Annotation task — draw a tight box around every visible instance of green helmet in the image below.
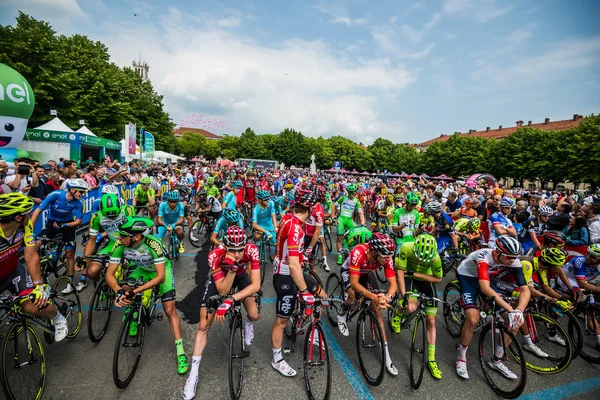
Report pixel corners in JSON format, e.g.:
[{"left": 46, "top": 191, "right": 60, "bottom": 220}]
[
  {"left": 587, "top": 243, "right": 600, "bottom": 259},
  {"left": 206, "top": 177, "right": 215, "bottom": 184},
  {"left": 541, "top": 247, "right": 566, "bottom": 266},
  {"left": 405, "top": 192, "right": 419, "bottom": 206},
  {"left": 346, "top": 226, "right": 372, "bottom": 248},
  {"left": 100, "top": 194, "right": 121, "bottom": 219},
  {"left": 139, "top": 176, "right": 151, "bottom": 185},
  {"left": 414, "top": 234, "right": 437, "bottom": 263},
  {"left": 118, "top": 216, "right": 153, "bottom": 236},
  {"left": 346, "top": 183, "right": 357, "bottom": 194}
]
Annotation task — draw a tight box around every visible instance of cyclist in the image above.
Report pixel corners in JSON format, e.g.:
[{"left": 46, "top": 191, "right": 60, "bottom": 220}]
[
  {"left": 373, "top": 194, "right": 395, "bottom": 232},
  {"left": 0, "top": 193, "right": 68, "bottom": 341},
  {"left": 175, "top": 183, "right": 193, "bottom": 229},
  {"left": 338, "top": 232, "right": 398, "bottom": 375},
  {"left": 525, "top": 230, "right": 567, "bottom": 257},
  {"left": 336, "top": 183, "right": 365, "bottom": 265},
  {"left": 455, "top": 236, "right": 530, "bottom": 380},
  {"left": 453, "top": 217, "right": 482, "bottom": 251},
  {"left": 204, "top": 176, "right": 220, "bottom": 200},
  {"left": 393, "top": 234, "right": 443, "bottom": 378},
  {"left": 304, "top": 185, "right": 326, "bottom": 270},
  {"left": 252, "top": 190, "right": 277, "bottom": 245},
  {"left": 106, "top": 216, "right": 188, "bottom": 375},
  {"left": 272, "top": 190, "right": 292, "bottom": 219},
  {"left": 519, "top": 205, "right": 553, "bottom": 253},
  {"left": 183, "top": 226, "right": 261, "bottom": 399},
  {"left": 426, "top": 201, "right": 459, "bottom": 255},
  {"left": 157, "top": 190, "right": 185, "bottom": 254},
  {"left": 77, "top": 193, "right": 134, "bottom": 291},
  {"left": 559, "top": 243, "right": 600, "bottom": 297},
  {"left": 221, "top": 180, "right": 242, "bottom": 210},
  {"left": 195, "top": 189, "right": 223, "bottom": 221},
  {"left": 31, "top": 178, "right": 88, "bottom": 291},
  {"left": 392, "top": 192, "right": 421, "bottom": 247},
  {"left": 489, "top": 198, "right": 517, "bottom": 247},
  {"left": 210, "top": 209, "right": 245, "bottom": 247},
  {"left": 133, "top": 176, "right": 157, "bottom": 219},
  {"left": 243, "top": 171, "right": 258, "bottom": 206},
  {"left": 270, "top": 189, "right": 323, "bottom": 378}
]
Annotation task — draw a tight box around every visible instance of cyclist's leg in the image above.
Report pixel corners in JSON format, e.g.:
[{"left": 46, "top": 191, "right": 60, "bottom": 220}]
[
  {"left": 87, "top": 241, "right": 115, "bottom": 281},
  {"left": 156, "top": 225, "right": 167, "bottom": 239},
  {"left": 158, "top": 263, "right": 187, "bottom": 373}
]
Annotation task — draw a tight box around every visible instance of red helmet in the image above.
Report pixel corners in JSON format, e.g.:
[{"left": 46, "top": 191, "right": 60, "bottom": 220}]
[
  {"left": 368, "top": 232, "right": 395, "bottom": 256},
  {"left": 543, "top": 230, "right": 566, "bottom": 246},
  {"left": 223, "top": 226, "right": 247, "bottom": 248},
  {"left": 295, "top": 189, "right": 316, "bottom": 208},
  {"left": 313, "top": 185, "right": 326, "bottom": 202}
]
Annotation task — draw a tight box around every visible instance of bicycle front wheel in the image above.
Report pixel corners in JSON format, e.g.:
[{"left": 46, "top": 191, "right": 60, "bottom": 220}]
[
  {"left": 409, "top": 313, "right": 426, "bottom": 390},
  {"left": 0, "top": 322, "right": 46, "bottom": 400},
  {"left": 88, "top": 279, "right": 114, "bottom": 343},
  {"left": 442, "top": 279, "right": 464, "bottom": 338},
  {"left": 324, "top": 228, "right": 332, "bottom": 253},
  {"left": 113, "top": 307, "right": 145, "bottom": 388},
  {"left": 478, "top": 323, "right": 527, "bottom": 399},
  {"left": 356, "top": 309, "right": 385, "bottom": 386},
  {"left": 571, "top": 304, "right": 600, "bottom": 363},
  {"left": 52, "top": 276, "right": 82, "bottom": 338},
  {"left": 188, "top": 219, "right": 203, "bottom": 248},
  {"left": 325, "top": 273, "right": 344, "bottom": 327},
  {"left": 304, "top": 322, "right": 331, "bottom": 400},
  {"left": 228, "top": 314, "right": 246, "bottom": 400}
]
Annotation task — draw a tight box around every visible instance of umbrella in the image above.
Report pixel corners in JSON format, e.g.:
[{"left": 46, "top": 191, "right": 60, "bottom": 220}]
[
  {"left": 400, "top": 172, "right": 409, "bottom": 178},
  {"left": 409, "top": 173, "right": 419, "bottom": 178},
  {"left": 360, "top": 171, "right": 370, "bottom": 175},
  {"left": 420, "top": 173, "right": 431, "bottom": 179},
  {"left": 392, "top": 172, "right": 401, "bottom": 177},
  {"left": 351, "top": 169, "right": 358, "bottom": 174},
  {"left": 433, "top": 174, "right": 454, "bottom": 181}
]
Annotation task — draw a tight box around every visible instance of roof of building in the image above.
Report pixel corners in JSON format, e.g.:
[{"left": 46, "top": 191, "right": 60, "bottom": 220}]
[
  {"left": 173, "top": 126, "right": 223, "bottom": 140},
  {"left": 417, "top": 114, "right": 585, "bottom": 147}
]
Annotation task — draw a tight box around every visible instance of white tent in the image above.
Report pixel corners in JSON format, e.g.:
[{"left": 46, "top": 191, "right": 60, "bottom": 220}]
[
  {"left": 76, "top": 125, "right": 97, "bottom": 136},
  {"left": 34, "top": 117, "right": 74, "bottom": 132}
]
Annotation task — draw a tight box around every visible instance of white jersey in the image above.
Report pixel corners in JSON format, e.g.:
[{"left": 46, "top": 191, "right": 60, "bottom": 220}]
[{"left": 457, "top": 248, "right": 523, "bottom": 280}]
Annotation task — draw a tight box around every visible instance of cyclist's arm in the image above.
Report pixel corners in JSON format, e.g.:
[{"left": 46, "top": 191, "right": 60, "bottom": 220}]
[
  {"left": 132, "top": 194, "right": 137, "bottom": 207},
  {"left": 157, "top": 215, "right": 166, "bottom": 227},
  {"left": 215, "top": 271, "right": 236, "bottom": 297},
  {"left": 357, "top": 202, "right": 365, "bottom": 225},
  {"left": 106, "top": 260, "right": 122, "bottom": 293},
  {"left": 528, "top": 230, "right": 540, "bottom": 247},
  {"left": 576, "top": 277, "right": 600, "bottom": 294},
  {"left": 349, "top": 274, "right": 379, "bottom": 303},
  {"left": 23, "top": 240, "right": 42, "bottom": 284}
]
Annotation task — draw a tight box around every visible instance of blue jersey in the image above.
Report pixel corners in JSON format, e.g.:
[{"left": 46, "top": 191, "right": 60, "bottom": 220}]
[
  {"left": 38, "top": 190, "right": 84, "bottom": 223},
  {"left": 158, "top": 201, "right": 184, "bottom": 224},
  {"left": 488, "top": 212, "right": 514, "bottom": 246},
  {"left": 213, "top": 216, "right": 244, "bottom": 236},
  {"left": 273, "top": 196, "right": 288, "bottom": 215},
  {"left": 252, "top": 200, "right": 275, "bottom": 228},
  {"left": 222, "top": 191, "right": 237, "bottom": 210},
  {"left": 434, "top": 212, "right": 455, "bottom": 237}
]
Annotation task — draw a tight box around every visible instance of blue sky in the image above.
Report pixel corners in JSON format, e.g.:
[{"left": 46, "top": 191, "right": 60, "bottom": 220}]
[{"left": 2, "top": 0, "right": 599, "bottom": 144}]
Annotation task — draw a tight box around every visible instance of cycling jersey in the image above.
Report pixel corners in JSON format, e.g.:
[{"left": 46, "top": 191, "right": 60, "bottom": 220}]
[
  {"left": 134, "top": 185, "right": 156, "bottom": 204},
  {"left": 88, "top": 205, "right": 135, "bottom": 242},
  {"left": 457, "top": 248, "right": 524, "bottom": 282},
  {"left": 395, "top": 242, "right": 442, "bottom": 279},
  {"left": 434, "top": 212, "right": 455, "bottom": 236},
  {"left": 521, "top": 258, "right": 551, "bottom": 288},
  {"left": 457, "top": 207, "right": 477, "bottom": 219},
  {"left": 0, "top": 220, "right": 35, "bottom": 279},
  {"left": 488, "top": 212, "right": 514, "bottom": 247},
  {"left": 305, "top": 203, "right": 324, "bottom": 237},
  {"left": 159, "top": 201, "right": 184, "bottom": 224},
  {"left": 273, "top": 195, "right": 289, "bottom": 216},
  {"left": 561, "top": 256, "right": 600, "bottom": 288},
  {"left": 212, "top": 217, "right": 244, "bottom": 237},
  {"left": 345, "top": 243, "right": 394, "bottom": 279},
  {"left": 38, "top": 190, "right": 84, "bottom": 223},
  {"left": 392, "top": 207, "right": 420, "bottom": 242},
  {"left": 243, "top": 179, "right": 256, "bottom": 202},
  {"left": 337, "top": 195, "right": 361, "bottom": 218},
  {"left": 453, "top": 218, "right": 472, "bottom": 233},
  {"left": 273, "top": 213, "right": 305, "bottom": 275},
  {"left": 110, "top": 235, "right": 170, "bottom": 272},
  {"left": 207, "top": 244, "right": 260, "bottom": 281},
  {"left": 252, "top": 200, "right": 275, "bottom": 228},
  {"left": 201, "top": 196, "right": 222, "bottom": 214},
  {"left": 222, "top": 191, "right": 237, "bottom": 210},
  {"left": 323, "top": 199, "right": 333, "bottom": 215},
  {"left": 205, "top": 185, "right": 220, "bottom": 199}
]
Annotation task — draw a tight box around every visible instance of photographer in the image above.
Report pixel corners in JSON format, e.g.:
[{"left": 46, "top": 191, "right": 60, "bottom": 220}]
[{"left": 6, "top": 158, "right": 39, "bottom": 195}]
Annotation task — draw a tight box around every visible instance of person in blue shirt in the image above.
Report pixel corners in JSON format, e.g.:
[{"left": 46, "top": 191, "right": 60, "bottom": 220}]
[
  {"left": 273, "top": 191, "right": 293, "bottom": 219},
  {"left": 31, "top": 178, "right": 88, "bottom": 292},
  {"left": 221, "top": 180, "right": 242, "bottom": 210},
  {"left": 158, "top": 191, "right": 185, "bottom": 253},
  {"left": 425, "top": 201, "right": 459, "bottom": 254},
  {"left": 273, "top": 177, "right": 283, "bottom": 196},
  {"left": 210, "top": 209, "right": 245, "bottom": 246},
  {"left": 252, "top": 190, "right": 277, "bottom": 245}
]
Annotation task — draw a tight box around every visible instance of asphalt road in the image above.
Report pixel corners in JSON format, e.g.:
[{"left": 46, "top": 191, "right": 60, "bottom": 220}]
[{"left": 36, "top": 232, "right": 600, "bottom": 400}]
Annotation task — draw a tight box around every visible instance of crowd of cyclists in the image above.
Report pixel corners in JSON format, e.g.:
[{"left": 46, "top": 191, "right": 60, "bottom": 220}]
[{"left": 1, "top": 155, "right": 600, "bottom": 400}]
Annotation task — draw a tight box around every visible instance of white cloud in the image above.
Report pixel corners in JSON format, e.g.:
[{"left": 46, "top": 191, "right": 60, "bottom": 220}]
[
  {"left": 331, "top": 16, "right": 367, "bottom": 26},
  {"left": 3, "top": 0, "right": 86, "bottom": 23},
  {"left": 371, "top": 25, "right": 434, "bottom": 59},
  {"left": 313, "top": 3, "right": 367, "bottom": 27},
  {"left": 424, "top": 13, "right": 442, "bottom": 30},
  {"left": 216, "top": 17, "right": 242, "bottom": 28},
  {"left": 442, "top": 0, "right": 473, "bottom": 14},
  {"left": 504, "top": 29, "right": 533, "bottom": 44},
  {"left": 443, "top": 0, "right": 513, "bottom": 23},
  {"left": 102, "top": 8, "right": 416, "bottom": 143}
]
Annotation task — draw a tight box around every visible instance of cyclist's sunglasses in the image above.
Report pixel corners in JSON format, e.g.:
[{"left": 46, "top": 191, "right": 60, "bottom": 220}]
[
  {"left": 501, "top": 254, "right": 519, "bottom": 261},
  {"left": 586, "top": 253, "right": 600, "bottom": 260},
  {"left": 227, "top": 247, "right": 245, "bottom": 253},
  {"left": 168, "top": 200, "right": 178, "bottom": 204},
  {"left": 72, "top": 188, "right": 86, "bottom": 193}
]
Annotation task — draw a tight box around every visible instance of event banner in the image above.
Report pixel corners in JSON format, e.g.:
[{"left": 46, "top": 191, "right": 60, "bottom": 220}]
[
  {"left": 144, "top": 129, "right": 155, "bottom": 158},
  {"left": 126, "top": 123, "right": 137, "bottom": 155}
]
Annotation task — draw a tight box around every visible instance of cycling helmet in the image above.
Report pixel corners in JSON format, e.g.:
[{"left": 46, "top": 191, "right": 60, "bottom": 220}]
[
  {"left": 257, "top": 190, "right": 271, "bottom": 201},
  {"left": 0, "top": 193, "right": 34, "bottom": 219},
  {"left": 284, "top": 179, "right": 294, "bottom": 190},
  {"left": 346, "top": 226, "right": 373, "bottom": 248},
  {"left": 100, "top": 194, "right": 121, "bottom": 219},
  {"left": 495, "top": 235, "right": 522, "bottom": 257},
  {"left": 543, "top": 230, "right": 567, "bottom": 246},
  {"left": 468, "top": 217, "right": 481, "bottom": 231},
  {"left": 394, "top": 193, "right": 403, "bottom": 201},
  {"left": 405, "top": 192, "right": 419, "bottom": 206},
  {"left": 498, "top": 197, "right": 514, "bottom": 208},
  {"left": 314, "top": 186, "right": 326, "bottom": 202},
  {"left": 538, "top": 205, "right": 554, "bottom": 217},
  {"left": 223, "top": 226, "right": 247, "bottom": 248},
  {"left": 223, "top": 209, "right": 242, "bottom": 224},
  {"left": 541, "top": 247, "right": 567, "bottom": 266},
  {"left": 102, "top": 184, "right": 119, "bottom": 195},
  {"left": 587, "top": 243, "right": 600, "bottom": 259},
  {"left": 285, "top": 191, "right": 295, "bottom": 202},
  {"left": 346, "top": 183, "right": 357, "bottom": 194},
  {"left": 414, "top": 234, "right": 438, "bottom": 263},
  {"left": 386, "top": 194, "right": 394, "bottom": 204},
  {"left": 206, "top": 176, "right": 214, "bottom": 184},
  {"left": 295, "top": 189, "right": 316, "bottom": 208},
  {"left": 118, "top": 216, "right": 153, "bottom": 236},
  {"left": 368, "top": 232, "right": 395, "bottom": 256},
  {"left": 166, "top": 191, "right": 180, "bottom": 201},
  {"left": 231, "top": 180, "right": 243, "bottom": 189},
  {"left": 139, "top": 176, "right": 151, "bottom": 185},
  {"left": 463, "top": 198, "right": 473, "bottom": 206},
  {"left": 66, "top": 178, "right": 89, "bottom": 191},
  {"left": 425, "top": 201, "right": 442, "bottom": 214}
]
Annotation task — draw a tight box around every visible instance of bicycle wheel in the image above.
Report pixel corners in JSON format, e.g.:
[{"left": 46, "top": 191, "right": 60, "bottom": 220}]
[
  {"left": 324, "top": 228, "right": 332, "bottom": 253},
  {"left": 188, "top": 219, "right": 203, "bottom": 248},
  {"left": 478, "top": 322, "right": 527, "bottom": 399},
  {"left": 0, "top": 322, "right": 45, "bottom": 400},
  {"left": 88, "top": 279, "right": 114, "bottom": 343},
  {"left": 507, "top": 311, "right": 572, "bottom": 374},
  {"left": 325, "top": 273, "right": 344, "bottom": 326},
  {"left": 409, "top": 313, "right": 426, "bottom": 390},
  {"left": 113, "top": 306, "right": 145, "bottom": 388},
  {"left": 260, "top": 247, "right": 267, "bottom": 285},
  {"left": 356, "top": 309, "right": 385, "bottom": 386},
  {"left": 52, "top": 276, "right": 82, "bottom": 338},
  {"left": 228, "top": 314, "right": 246, "bottom": 400},
  {"left": 548, "top": 305, "right": 583, "bottom": 360},
  {"left": 442, "top": 280, "right": 464, "bottom": 338},
  {"left": 304, "top": 322, "right": 331, "bottom": 400},
  {"left": 571, "top": 305, "right": 600, "bottom": 363}
]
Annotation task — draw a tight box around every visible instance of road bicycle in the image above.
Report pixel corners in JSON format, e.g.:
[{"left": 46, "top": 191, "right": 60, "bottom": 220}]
[
  {"left": 113, "top": 278, "right": 163, "bottom": 389},
  {"left": 166, "top": 225, "right": 183, "bottom": 261},
  {"left": 206, "top": 290, "right": 262, "bottom": 400},
  {"left": 85, "top": 254, "right": 120, "bottom": 343},
  {"left": 189, "top": 212, "right": 216, "bottom": 248},
  {"left": 569, "top": 290, "right": 600, "bottom": 364},
  {"left": 37, "top": 234, "right": 68, "bottom": 280},
  {"left": 257, "top": 231, "right": 275, "bottom": 285},
  {"left": 323, "top": 218, "right": 333, "bottom": 253}
]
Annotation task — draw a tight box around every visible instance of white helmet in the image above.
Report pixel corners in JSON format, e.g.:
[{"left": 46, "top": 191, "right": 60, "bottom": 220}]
[
  {"left": 101, "top": 184, "right": 119, "bottom": 195},
  {"left": 66, "top": 178, "right": 89, "bottom": 191},
  {"left": 538, "top": 205, "right": 554, "bottom": 217}
]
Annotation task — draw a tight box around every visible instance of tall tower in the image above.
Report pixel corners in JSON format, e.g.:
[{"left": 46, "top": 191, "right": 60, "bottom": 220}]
[{"left": 132, "top": 52, "right": 149, "bottom": 82}]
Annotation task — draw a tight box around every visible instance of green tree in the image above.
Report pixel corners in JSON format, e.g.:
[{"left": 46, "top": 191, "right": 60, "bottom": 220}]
[
  {"left": 277, "top": 129, "right": 307, "bottom": 166},
  {"left": 201, "top": 140, "right": 221, "bottom": 162},
  {"left": 565, "top": 115, "right": 600, "bottom": 190},
  {"left": 177, "top": 131, "right": 206, "bottom": 159},
  {"left": 218, "top": 135, "right": 240, "bottom": 160}
]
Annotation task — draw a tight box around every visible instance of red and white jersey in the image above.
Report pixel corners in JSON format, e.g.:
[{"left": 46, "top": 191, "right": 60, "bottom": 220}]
[
  {"left": 207, "top": 243, "right": 260, "bottom": 282},
  {"left": 304, "top": 203, "right": 324, "bottom": 237},
  {"left": 457, "top": 248, "right": 523, "bottom": 281},
  {"left": 344, "top": 243, "right": 395, "bottom": 279},
  {"left": 273, "top": 213, "right": 305, "bottom": 275}
]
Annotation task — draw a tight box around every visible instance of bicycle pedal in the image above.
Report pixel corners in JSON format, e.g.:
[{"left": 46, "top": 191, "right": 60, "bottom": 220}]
[{"left": 156, "top": 312, "right": 164, "bottom": 321}]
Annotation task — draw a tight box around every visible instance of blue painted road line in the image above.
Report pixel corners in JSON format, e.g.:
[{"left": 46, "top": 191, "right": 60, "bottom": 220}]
[
  {"left": 322, "top": 323, "right": 376, "bottom": 400},
  {"left": 520, "top": 375, "right": 600, "bottom": 400}
]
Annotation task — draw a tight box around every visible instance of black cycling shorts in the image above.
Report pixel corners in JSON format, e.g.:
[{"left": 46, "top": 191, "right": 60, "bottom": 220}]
[
  {"left": 273, "top": 273, "right": 319, "bottom": 319},
  {"left": 200, "top": 272, "right": 252, "bottom": 308},
  {"left": 39, "top": 220, "right": 76, "bottom": 250},
  {"left": 0, "top": 263, "right": 34, "bottom": 296},
  {"left": 340, "top": 268, "right": 379, "bottom": 292}
]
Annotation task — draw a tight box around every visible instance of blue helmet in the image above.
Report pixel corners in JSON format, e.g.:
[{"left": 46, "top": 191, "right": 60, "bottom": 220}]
[
  {"left": 257, "top": 190, "right": 271, "bottom": 200},
  {"left": 285, "top": 191, "right": 295, "bottom": 201},
  {"left": 166, "top": 191, "right": 180, "bottom": 201},
  {"left": 223, "top": 209, "right": 242, "bottom": 224},
  {"left": 231, "top": 180, "right": 243, "bottom": 189}
]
